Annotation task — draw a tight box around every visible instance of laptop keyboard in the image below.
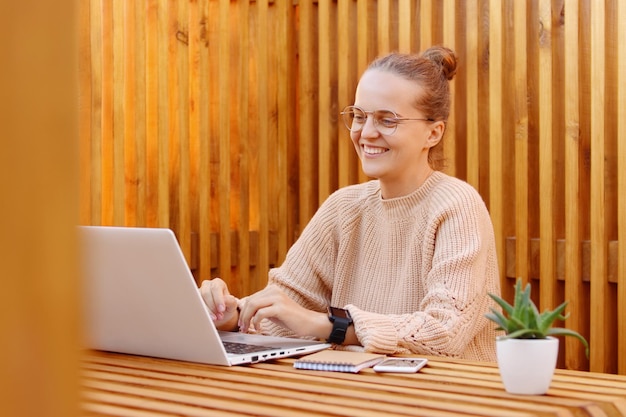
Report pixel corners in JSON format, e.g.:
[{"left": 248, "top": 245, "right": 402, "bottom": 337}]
[{"left": 223, "top": 341, "right": 276, "bottom": 355}]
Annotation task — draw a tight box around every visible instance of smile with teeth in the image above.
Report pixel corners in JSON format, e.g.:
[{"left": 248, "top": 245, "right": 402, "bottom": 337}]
[{"left": 362, "top": 144, "right": 389, "bottom": 155}]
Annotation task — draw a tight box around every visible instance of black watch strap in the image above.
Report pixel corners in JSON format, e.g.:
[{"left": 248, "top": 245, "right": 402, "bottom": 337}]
[{"left": 327, "top": 307, "right": 353, "bottom": 344}]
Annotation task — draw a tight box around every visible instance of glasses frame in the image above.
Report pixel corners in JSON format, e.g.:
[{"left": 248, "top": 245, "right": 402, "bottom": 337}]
[{"left": 340, "top": 105, "right": 434, "bottom": 135}]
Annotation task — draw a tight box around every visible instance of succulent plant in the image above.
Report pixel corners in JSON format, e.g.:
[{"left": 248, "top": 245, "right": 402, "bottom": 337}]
[{"left": 486, "top": 278, "right": 589, "bottom": 358}]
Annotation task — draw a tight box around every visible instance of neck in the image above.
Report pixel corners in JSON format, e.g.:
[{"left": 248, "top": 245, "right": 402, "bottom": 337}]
[{"left": 380, "top": 167, "right": 435, "bottom": 199}]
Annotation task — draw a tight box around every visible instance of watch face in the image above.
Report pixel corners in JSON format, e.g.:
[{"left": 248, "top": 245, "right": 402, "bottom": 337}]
[{"left": 329, "top": 307, "right": 350, "bottom": 319}]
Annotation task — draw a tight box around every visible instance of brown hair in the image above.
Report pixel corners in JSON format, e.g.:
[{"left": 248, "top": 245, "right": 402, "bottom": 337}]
[{"left": 366, "top": 45, "right": 458, "bottom": 169}]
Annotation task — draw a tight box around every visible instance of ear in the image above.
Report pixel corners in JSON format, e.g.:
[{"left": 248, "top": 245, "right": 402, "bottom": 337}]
[{"left": 426, "top": 121, "right": 446, "bottom": 148}]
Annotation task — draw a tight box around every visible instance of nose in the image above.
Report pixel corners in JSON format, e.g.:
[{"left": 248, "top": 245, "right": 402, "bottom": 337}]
[{"left": 359, "top": 114, "right": 380, "bottom": 138}]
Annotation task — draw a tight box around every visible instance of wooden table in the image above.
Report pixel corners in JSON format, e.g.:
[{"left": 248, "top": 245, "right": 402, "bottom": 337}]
[{"left": 82, "top": 350, "right": 626, "bottom": 417}]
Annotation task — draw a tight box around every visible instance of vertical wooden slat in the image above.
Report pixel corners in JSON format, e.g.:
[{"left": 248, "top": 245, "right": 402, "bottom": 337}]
[
  {"left": 166, "top": 0, "right": 180, "bottom": 239},
  {"left": 276, "top": 0, "right": 294, "bottom": 265},
  {"left": 338, "top": 0, "right": 356, "bottom": 190},
  {"left": 538, "top": 0, "right": 557, "bottom": 311},
  {"left": 488, "top": 0, "right": 504, "bottom": 284},
  {"left": 134, "top": 0, "right": 147, "bottom": 227},
  {"left": 397, "top": 0, "right": 413, "bottom": 53},
  {"left": 442, "top": 0, "right": 456, "bottom": 176},
  {"left": 465, "top": 0, "right": 479, "bottom": 189},
  {"left": 356, "top": 0, "right": 373, "bottom": 185},
  {"left": 157, "top": 0, "right": 170, "bottom": 228},
  {"left": 514, "top": 0, "right": 529, "bottom": 286},
  {"left": 165, "top": 0, "right": 179, "bottom": 233},
  {"left": 145, "top": 0, "right": 159, "bottom": 228},
  {"left": 357, "top": 0, "right": 370, "bottom": 75},
  {"left": 237, "top": 0, "right": 251, "bottom": 291},
  {"left": 299, "top": 0, "right": 317, "bottom": 227},
  {"left": 257, "top": 0, "right": 270, "bottom": 288},
  {"left": 477, "top": 0, "right": 490, "bottom": 196},
  {"left": 618, "top": 0, "right": 626, "bottom": 376},
  {"left": 79, "top": 0, "right": 93, "bottom": 226},
  {"left": 113, "top": 0, "right": 125, "bottom": 225},
  {"left": 356, "top": 0, "right": 372, "bottom": 81},
  {"left": 89, "top": 0, "right": 103, "bottom": 226},
  {"left": 188, "top": 0, "right": 201, "bottom": 276},
  {"left": 377, "top": 0, "right": 390, "bottom": 54},
  {"left": 589, "top": 0, "right": 609, "bottom": 373},
  {"left": 318, "top": 0, "right": 332, "bottom": 199},
  {"left": 218, "top": 0, "right": 231, "bottom": 283},
  {"left": 563, "top": 0, "right": 586, "bottom": 370},
  {"left": 198, "top": 0, "right": 212, "bottom": 281},
  {"left": 511, "top": 2, "right": 531, "bottom": 301},
  {"left": 266, "top": 4, "right": 279, "bottom": 281},
  {"left": 101, "top": 0, "right": 114, "bottom": 225},
  {"left": 177, "top": 0, "right": 191, "bottom": 262},
  {"left": 207, "top": 0, "right": 219, "bottom": 257},
  {"left": 124, "top": 0, "right": 138, "bottom": 226},
  {"left": 419, "top": 0, "right": 432, "bottom": 51}
]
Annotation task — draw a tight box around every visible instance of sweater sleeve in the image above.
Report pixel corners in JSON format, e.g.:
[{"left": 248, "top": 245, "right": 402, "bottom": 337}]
[
  {"left": 346, "top": 185, "right": 499, "bottom": 357},
  {"left": 258, "top": 191, "right": 343, "bottom": 337}
]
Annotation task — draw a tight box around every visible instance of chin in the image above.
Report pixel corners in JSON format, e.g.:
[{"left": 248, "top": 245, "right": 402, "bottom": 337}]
[{"left": 359, "top": 164, "right": 384, "bottom": 179}]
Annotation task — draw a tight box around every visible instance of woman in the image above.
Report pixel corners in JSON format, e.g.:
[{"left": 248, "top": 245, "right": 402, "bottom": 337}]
[{"left": 201, "top": 45, "right": 500, "bottom": 361}]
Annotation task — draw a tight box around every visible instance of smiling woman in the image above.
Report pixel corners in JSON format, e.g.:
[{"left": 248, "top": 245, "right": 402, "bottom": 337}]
[
  {"left": 200, "top": 46, "right": 502, "bottom": 363},
  {"left": 346, "top": 48, "right": 454, "bottom": 199}
]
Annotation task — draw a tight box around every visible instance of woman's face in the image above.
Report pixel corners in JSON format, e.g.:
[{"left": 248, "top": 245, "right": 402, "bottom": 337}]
[{"left": 351, "top": 69, "right": 444, "bottom": 198}]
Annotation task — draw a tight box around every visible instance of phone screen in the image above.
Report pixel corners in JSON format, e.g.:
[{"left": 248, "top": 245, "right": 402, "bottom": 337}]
[
  {"left": 373, "top": 358, "right": 428, "bottom": 373},
  {"left": 380, "top": 359, "right": 424, "bottom": 367}
]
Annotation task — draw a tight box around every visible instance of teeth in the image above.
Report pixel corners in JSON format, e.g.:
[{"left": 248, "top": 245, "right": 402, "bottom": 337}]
[{"left": 363, "top": 145, "right": 387, "bottom": 155}]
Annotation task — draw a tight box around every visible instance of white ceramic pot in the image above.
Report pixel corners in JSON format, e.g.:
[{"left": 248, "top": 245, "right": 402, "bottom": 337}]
[{"left": 496, "top": 336, "right": 559, "bottom": 395}]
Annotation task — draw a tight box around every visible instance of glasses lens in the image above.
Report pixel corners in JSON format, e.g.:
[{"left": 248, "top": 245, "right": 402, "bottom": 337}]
[
  {"left": 373, "top": 110, "right": 398, "bottom": 135},
  {"left": 342, "top": 106, "right": 366, "bottom": 132},
  {"left": 341, "top": 106, "right": 400, "bottom": 135}
]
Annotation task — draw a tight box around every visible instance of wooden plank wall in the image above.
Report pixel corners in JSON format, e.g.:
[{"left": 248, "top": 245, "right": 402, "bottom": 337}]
[{"left": 79, "top": 0, "right": 625, "bottom": 374}]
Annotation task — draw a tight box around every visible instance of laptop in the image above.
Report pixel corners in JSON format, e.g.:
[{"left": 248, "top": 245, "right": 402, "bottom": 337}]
[{"left": 79, "top": 226, "right": 330, "bottom": 365}]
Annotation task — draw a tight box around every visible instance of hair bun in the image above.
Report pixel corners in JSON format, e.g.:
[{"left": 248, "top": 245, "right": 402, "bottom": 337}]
[{"left": 421, "top": 45, "right": 457, "bottom": 81}]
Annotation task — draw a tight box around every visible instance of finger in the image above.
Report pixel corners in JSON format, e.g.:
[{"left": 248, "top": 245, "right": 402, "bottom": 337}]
[
  {"left": 250, "top": 305, "right": 279, "bottom": 332},
  {"left": 200, "top": 279, "right": 229, "bottom": 321},
  {"left": 238, "top": 296, "right": 264, "bottom": 333},
  {"left": 223, "top": 294, "right": 239, "bottom": 314},
  {"left": 238, "top": 294, "right": 277, "bottom": 333},
  {"left": 237, "top": 297, "right": 251, "bottom": 332},
  {"left": 199, "top": 280, "right": 218, "bottom": 320}
]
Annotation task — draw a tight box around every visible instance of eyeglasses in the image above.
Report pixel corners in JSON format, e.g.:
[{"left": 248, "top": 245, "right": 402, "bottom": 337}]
[{"left": 340, "top": 105, "right": 434, "bottom": 135}]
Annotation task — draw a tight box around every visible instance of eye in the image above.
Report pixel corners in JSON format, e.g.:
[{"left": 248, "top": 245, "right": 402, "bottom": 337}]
[
  {"left": 377, "top": 116, "right": 398, "bottom": 128},
  {"left": 352, "top": 112, "right": 367, "bottom": 124}
]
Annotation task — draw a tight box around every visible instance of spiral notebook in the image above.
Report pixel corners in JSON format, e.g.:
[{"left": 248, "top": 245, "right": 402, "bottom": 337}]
[{"left": 293, "top": 350, "right": 385, "bottom": 373}]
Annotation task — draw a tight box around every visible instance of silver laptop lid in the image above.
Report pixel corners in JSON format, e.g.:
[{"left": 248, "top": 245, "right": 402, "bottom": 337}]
[
  {"left": 80, "top": 226, "right": 233, "bottom": 365},
  {"left": 79, "top": 226, "right": 330, "bottom": 365}
]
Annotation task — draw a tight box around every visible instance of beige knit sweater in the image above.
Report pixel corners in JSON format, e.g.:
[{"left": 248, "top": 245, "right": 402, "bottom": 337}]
[{"left": 261, "top": 171, "right": 501, "bottom": 362}]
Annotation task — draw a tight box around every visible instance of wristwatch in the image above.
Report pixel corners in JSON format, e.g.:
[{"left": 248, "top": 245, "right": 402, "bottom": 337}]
[{"left": 327, "top": 306, "right": 353, "bottom": 344}]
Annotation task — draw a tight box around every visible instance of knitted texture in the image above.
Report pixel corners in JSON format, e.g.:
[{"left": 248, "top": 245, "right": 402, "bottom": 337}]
[{"left": 261, "top": 171, "right": 500, "bottom": 362}]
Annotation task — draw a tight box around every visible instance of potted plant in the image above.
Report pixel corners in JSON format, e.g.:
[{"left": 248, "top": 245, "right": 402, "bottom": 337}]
[{"left": 485, "top": 278, "right": 589, "bottom": 395}]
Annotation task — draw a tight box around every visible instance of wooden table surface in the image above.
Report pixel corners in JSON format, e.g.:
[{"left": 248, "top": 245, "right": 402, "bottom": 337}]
[{"left": 82, "top": 350, "right": 626, "bottom": 417}]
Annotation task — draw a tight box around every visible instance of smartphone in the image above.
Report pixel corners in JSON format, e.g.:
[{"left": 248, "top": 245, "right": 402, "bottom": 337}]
[{"left": 373, "top": 357, "right": 428, "bottom": 373}]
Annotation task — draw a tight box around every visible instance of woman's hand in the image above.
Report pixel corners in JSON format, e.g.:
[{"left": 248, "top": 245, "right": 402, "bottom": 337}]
[
  {"left": 199, "top": 278, "right": 239, "bottom": 331},
  {"left": 238, "top": 285, "right": 330, "bottom": 339}
]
